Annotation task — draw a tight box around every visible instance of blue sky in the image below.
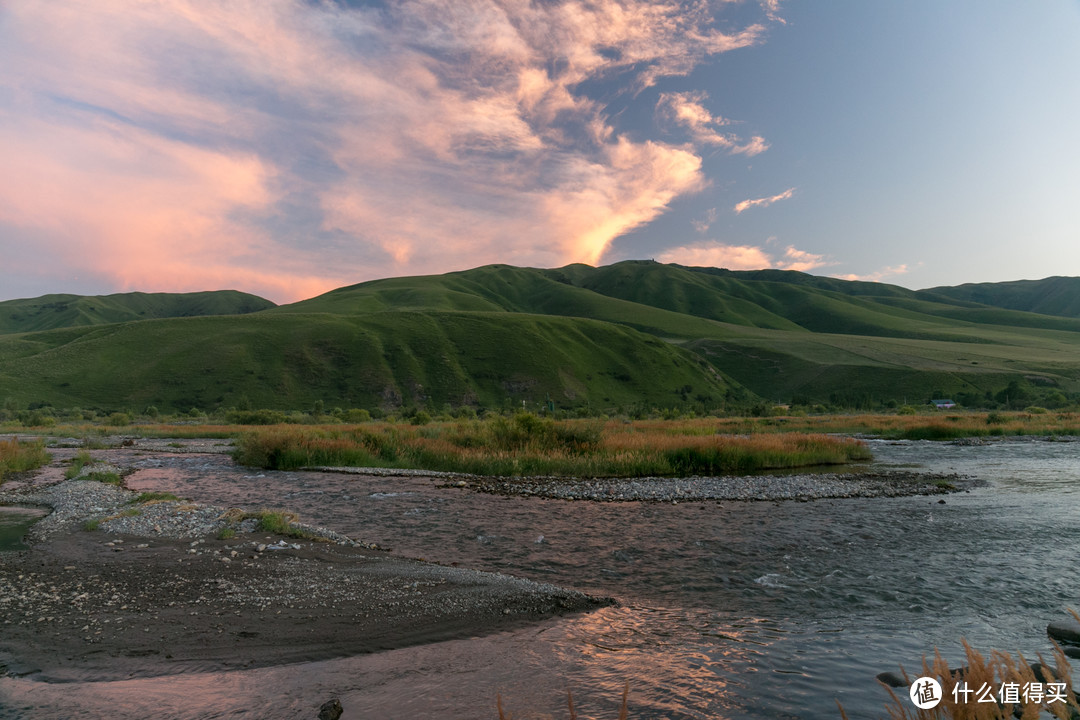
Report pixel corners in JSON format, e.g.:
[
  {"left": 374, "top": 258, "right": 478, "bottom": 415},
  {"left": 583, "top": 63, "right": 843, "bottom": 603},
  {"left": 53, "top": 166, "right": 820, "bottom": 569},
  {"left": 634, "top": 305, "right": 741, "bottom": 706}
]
[{"left": 1, "top": 0, "right": 1078, "bottom": 302}]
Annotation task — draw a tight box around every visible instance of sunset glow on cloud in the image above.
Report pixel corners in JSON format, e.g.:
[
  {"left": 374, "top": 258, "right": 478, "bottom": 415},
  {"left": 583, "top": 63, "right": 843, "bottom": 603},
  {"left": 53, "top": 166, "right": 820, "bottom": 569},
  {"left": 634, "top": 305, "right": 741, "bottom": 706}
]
[
  {"left": 0, "top": 0, "right": 778, "bottom": 301},
  {"left": 658, "top": 242, "right": 827, "bottom": 272},
  {"left": 2, "top": 2, "right": 1078, "bottom": 301}
]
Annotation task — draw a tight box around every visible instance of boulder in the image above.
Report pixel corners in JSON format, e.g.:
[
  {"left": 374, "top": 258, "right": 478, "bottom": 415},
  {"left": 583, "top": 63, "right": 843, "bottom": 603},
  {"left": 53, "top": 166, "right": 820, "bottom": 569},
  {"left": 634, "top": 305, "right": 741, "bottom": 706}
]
[
  {"left": 876, "top": 671, "right": 908, "bottom": 688},
  {"left": 1047, "top": 619, "right": 1080, "bottom": 646},
  {"left": 317, "top": 698, "right": 343, "bottom": 720}
]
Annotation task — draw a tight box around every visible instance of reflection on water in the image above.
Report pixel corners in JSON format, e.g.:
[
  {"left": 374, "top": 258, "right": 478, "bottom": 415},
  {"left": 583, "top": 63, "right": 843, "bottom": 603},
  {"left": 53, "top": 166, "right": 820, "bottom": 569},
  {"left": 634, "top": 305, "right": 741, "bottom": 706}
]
[{"left": 2, "top": 438, "right": 1079, "bottom": 719}]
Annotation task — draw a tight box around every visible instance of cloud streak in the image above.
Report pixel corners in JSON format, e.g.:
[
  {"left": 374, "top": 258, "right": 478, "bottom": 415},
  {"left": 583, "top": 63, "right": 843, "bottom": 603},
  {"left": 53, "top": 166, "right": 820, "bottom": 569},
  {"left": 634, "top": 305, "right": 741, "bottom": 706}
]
[
  {"left": 734, "top": 188, "right": 796, "bottom": 214},
  {"left": 0, "top": 0, "right": 780, "bottom": 301},
  {"left": 658, "top": 91, "right": 769, "bottom": 155}
]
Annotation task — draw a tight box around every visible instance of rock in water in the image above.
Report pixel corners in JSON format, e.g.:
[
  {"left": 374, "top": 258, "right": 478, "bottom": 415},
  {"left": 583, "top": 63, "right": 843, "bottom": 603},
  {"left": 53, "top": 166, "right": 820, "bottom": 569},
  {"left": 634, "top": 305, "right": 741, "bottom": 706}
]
[
  {"left": 876, "top": 671, "right": 908, "bottom": 688},
  {"left": 1047, "top": 619, "right": 1080, "bottom": 646},
  {"left": 318, "top": 698, "right": 343, "bottom": 720}
]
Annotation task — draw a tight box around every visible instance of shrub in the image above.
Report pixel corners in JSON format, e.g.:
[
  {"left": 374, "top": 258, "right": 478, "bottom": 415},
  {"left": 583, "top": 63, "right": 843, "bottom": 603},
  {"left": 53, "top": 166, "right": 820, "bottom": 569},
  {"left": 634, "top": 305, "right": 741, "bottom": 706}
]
[{"left": 225, "top": 408, "right": 289, "bottom": 425}]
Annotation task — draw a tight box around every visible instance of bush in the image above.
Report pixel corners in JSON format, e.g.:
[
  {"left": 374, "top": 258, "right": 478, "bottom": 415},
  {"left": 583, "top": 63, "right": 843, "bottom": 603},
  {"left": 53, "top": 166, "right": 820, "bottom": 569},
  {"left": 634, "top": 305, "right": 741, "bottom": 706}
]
[
  {"left": 105, "top": 412, "right": 131, "bottom": 427},
  {"left": 225, "top": 408, "right": 288, "bottom": 425}
]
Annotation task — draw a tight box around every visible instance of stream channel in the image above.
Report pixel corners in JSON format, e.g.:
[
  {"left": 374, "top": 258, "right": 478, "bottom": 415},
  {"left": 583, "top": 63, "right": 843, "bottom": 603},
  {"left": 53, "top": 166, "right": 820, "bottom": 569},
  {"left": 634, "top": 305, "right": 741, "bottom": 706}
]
[{"left": 2, "top": 437, "right": 1079, "bottom": 719}]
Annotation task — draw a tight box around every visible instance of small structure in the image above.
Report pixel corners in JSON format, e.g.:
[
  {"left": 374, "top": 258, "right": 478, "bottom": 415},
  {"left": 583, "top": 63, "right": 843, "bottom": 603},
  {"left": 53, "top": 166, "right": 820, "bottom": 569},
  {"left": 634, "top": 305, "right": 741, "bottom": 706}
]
[{"left": 932, "top": 399, "right": 956, "bottom": 409}]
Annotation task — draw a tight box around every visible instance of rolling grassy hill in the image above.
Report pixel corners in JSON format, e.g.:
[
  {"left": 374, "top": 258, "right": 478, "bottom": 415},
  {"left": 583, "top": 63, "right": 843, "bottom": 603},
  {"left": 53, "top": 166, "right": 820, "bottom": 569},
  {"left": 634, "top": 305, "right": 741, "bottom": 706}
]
[
  {"left": 921, "top": 277, "right": 1080, "bottom": 319},
  {"left": 1, "top": 262, "right": 1078, "bottom": 414},
  {"left": 0, "top": 311, "right": 738, "bottom": 413},
  {"left": 0, "top": 290, "right": 275, "bottom": 334}
]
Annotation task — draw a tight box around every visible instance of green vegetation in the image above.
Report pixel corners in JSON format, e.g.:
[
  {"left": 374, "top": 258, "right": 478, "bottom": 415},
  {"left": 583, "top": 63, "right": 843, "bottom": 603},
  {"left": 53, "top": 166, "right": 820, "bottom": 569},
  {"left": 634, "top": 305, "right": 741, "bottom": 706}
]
[
  {"left": 84, "top": 471, "right": 122, "bottom": 485},
  {"left": 0, "top": 289, "right": 275, "bottom": 335},
  {"left": 0, "top": 438, "right": 50, "bottom": 483},
  {"left": 130, "top": 491, "right": 180, "bottom": 504},
  {"left": 923, "top": 275, "right": 1080, "bottom": 318},
  {"left": 82, "top": 519, "right": 100, "bottom": 532},
  {"left": 2, "top": 262, "right": 1080, "bottom": 417},
  {"left": 233, "top": 414, "right": 872, "bottom": 477},
  {"left": 64, "top": 449, "right": 94, "bottom": 479}
]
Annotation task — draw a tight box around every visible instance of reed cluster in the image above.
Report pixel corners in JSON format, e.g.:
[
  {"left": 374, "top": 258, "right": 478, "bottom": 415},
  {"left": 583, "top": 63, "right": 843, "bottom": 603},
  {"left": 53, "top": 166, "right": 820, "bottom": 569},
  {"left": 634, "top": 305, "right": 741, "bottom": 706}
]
[
  {"left": 233, "top": 413, "right": 871, "bottom": 477},
  {"left": 847, "top": 639, "right": 1079, "bottom": 720}
]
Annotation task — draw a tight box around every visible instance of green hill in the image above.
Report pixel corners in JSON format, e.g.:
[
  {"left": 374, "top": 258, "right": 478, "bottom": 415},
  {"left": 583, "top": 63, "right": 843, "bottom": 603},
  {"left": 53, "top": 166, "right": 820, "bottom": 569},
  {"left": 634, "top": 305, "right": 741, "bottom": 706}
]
[
  {"left": 921, "top": 277, "right": 1080, "bottom": 319},
  {"left": 0, "top": 291, "right": 275, "bottom": 334},
  {"left": 2, "top": 262, "right": 1079, "bottom": 414},
  {"left": 0, "top": 311, "right": 737, "bottom": 413}
]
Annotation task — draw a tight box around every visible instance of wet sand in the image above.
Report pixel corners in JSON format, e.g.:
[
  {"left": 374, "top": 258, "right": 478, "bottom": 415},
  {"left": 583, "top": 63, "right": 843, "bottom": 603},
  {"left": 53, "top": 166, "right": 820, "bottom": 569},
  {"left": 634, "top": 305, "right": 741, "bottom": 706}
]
[{"left": 0, "top": 526, "right": 610, "bottom": 683}]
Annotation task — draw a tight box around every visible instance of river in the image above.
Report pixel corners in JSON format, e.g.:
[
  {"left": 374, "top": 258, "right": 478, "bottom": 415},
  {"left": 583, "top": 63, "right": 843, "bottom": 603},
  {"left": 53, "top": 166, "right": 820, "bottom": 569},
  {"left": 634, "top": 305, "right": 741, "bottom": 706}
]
[{"left": 2, "top": 437, "right": 1078, "bottom": 719}]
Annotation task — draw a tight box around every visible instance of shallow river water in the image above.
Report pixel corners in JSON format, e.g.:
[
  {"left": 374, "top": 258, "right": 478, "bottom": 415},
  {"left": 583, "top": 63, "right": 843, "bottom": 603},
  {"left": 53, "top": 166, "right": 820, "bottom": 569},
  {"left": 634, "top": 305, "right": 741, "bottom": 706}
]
[{"left": 3, "top": 437, "right": 1079, "bottom": 719}]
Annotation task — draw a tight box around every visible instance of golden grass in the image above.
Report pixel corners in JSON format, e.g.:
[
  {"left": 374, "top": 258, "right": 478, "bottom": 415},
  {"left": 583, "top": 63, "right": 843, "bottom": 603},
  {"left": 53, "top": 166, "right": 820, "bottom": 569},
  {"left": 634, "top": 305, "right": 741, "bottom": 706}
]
[
  {"left": 0, "top": 437, "right": 50, "bottom": 483},
  {"left": 851, "top": 616, "right": 1080, "bottom": 720},
  {"left": 231, "top": 416, "right": 872, "bottom": 477}
]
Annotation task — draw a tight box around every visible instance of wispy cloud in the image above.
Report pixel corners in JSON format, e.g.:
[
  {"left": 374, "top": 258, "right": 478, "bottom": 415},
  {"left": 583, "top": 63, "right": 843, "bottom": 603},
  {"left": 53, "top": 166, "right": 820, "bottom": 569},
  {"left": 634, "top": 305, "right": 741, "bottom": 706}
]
[
  {"left": 834, "top": 264, "right": 912, "bottom": 283},
  {"left": 734, "top": 187, "right": 797, "bottom": 214},
  {"left": 657, "top": 241, "right": 828, "bottom": 272},
  {"left": 0, "top": 0, "right": 780, "bottom": 301},
  {"left": 657, "top": 91, "right": 770, "bottom": 155},
  {"left": 692, "top": 208, "right": 719, "bottom": 234}
]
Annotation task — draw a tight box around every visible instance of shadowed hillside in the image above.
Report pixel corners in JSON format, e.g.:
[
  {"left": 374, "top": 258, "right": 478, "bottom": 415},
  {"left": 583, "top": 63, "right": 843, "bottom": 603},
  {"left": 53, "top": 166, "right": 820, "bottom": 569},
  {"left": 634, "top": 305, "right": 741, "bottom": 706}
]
[
  {"left": 0, "top": 291, "right": 275, "bottom": 334},
  {"left": 921, "top": 277, "right": 1080, "bottom": 319}
]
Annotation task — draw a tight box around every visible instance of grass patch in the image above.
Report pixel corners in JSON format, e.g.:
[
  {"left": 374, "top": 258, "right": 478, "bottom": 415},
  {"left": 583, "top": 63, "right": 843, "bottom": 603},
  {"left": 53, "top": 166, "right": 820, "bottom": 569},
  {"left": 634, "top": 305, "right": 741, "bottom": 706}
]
[
  {"left": 0, "top": 438, "right": 50, "bottom": 484},
  {"left": 82, "top": 470, "right": 122, "bottom": 485},
  {"left": 233, "top": 414, "right": 872, "bottom": 478},
  {"left": 64, "top": 449, "right": 95, "bottom": 479},
  {"left": 218, "top": 527, "right": 236, "bottom": 540},
  {"left": 130, "top": 491, "right": 180, "bottom": 505},
  {"left": 254, "top": 509, "right": 306, "bottom": 536},
  {"left": 83, "top": 518, "right": 100, "bottom": 532}
]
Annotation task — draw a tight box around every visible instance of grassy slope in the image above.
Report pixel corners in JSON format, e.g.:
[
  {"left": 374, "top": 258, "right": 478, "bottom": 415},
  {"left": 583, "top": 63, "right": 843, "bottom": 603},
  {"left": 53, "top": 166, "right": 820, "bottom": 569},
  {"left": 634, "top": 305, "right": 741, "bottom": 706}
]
[
  {"left": 0, "top": 311, "right": 734, "bottom": 412},
  {"left": 922, "top": 277, "right": 1080, "bottom": 318},
  {"left": 0, "top": 290, "right": 276, "bottom": 334},
  {"left": 3, "top": 262, "right": 1079, "bottom": 411}
]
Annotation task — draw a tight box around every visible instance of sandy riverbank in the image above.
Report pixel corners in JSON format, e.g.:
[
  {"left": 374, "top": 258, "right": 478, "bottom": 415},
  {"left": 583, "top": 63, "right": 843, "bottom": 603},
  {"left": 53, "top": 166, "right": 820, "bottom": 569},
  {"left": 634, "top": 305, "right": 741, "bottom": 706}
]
[{"left": 0, "top": 473, "right": 611, "bottom": 684}]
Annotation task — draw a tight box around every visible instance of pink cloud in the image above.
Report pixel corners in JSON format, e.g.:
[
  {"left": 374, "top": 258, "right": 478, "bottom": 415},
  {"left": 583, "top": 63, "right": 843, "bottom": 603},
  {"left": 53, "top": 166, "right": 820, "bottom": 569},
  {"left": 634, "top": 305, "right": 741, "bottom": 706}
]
[
  {"left": 658, "top": 92, "right": 770, "bottom": 156},
  {"left": 0, "top": 0, "right": 781, "bottom": 302},
  {"left": 734, "top": 188, "right": 797, "bottom": 214},
  {"left": 657, "top": 242, "right": 829, "bottom": 272},
  {"left": 834, "top": 264, "right": 912, "bottom": 283}
]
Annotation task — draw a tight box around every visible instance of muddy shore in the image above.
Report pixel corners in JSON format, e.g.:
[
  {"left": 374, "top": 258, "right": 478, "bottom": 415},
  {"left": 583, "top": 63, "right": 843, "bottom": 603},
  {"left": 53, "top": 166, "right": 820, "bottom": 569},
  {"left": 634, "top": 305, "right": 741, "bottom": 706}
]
[{"left": 0, "top": 460, "right": 611, "bottom": 684}]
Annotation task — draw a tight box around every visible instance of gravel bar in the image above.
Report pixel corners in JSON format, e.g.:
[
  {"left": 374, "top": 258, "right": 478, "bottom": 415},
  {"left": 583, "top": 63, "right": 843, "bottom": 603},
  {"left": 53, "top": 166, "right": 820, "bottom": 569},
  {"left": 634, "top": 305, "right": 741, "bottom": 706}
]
[{"left": 312, "top": 466, "right": 978, "bottom": 501}]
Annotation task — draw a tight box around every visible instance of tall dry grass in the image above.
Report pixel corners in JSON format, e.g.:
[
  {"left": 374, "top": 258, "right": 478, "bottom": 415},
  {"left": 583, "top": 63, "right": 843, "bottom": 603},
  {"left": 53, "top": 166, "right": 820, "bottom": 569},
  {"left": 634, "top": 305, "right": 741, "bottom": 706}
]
[
  {"left": 233, "top": 414, "right": 871, "bottom": 477},
  {"left": 0, "top": 437, "right": 50, "bottom": 483},
  {"left": 846, "top": 616, "right": 1080, "bottom": 720}
]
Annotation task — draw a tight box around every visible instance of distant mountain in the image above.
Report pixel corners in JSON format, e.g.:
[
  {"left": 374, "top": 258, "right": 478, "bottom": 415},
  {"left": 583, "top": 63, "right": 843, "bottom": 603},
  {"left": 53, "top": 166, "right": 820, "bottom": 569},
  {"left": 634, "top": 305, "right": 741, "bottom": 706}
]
[
  {"left": 921, "top": 277, "right": 1080, "bottom": 319},
  {"left": 1, "top": 263, "right": 1078, "bottom": 413},
  {"left": 0, "top": 291, "right": 276, "bottom": 334}
]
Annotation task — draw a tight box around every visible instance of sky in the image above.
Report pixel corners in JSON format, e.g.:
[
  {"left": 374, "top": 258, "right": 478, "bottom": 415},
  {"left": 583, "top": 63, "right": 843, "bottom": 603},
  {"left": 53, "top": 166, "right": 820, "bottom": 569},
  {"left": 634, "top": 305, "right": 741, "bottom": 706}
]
[{"left": 1, "top": 0, "right": 1079, "bottom": 304}]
